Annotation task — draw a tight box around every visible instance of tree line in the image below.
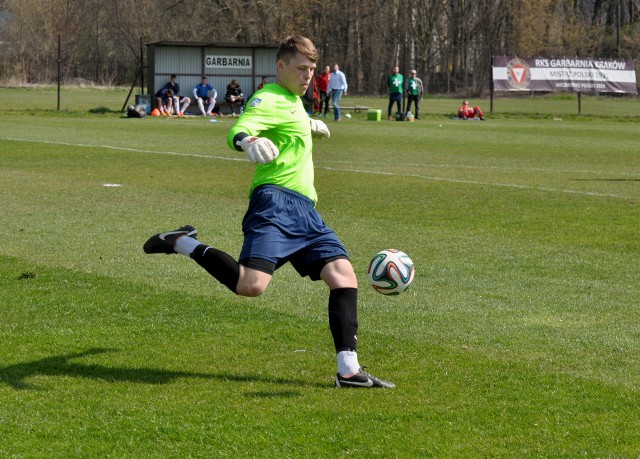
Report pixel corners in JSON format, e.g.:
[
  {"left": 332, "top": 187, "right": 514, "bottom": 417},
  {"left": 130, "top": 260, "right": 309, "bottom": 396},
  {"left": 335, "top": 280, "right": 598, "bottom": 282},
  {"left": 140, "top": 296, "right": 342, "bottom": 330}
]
[{"left": 0, "top": 0, "right": 638, "bottom": 95}]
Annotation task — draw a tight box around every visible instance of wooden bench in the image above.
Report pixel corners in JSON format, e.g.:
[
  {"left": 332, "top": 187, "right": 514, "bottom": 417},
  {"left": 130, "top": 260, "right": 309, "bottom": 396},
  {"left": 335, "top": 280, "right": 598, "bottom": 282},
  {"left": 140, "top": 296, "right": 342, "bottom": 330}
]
[
  {"left": 184, "top": 100, "right": 237, "bottom": 116},
  {"left": 338, "top": 106, "right": 371, "bottom": 113}
]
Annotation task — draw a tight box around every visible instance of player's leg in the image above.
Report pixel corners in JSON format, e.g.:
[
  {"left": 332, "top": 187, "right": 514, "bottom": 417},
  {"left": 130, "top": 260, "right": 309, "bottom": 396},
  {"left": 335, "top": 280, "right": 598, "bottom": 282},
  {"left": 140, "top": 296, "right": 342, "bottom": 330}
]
[
  {"left": 319, "top": 259, "right": 395, "bottom": 389},
  {"left": 180, "top": 97, "right": 191, "bottom": 115},
  {"left": 332, "top": 90, "right": 342, "bottom": 120},
  {"left": 320, "top": 257, "right": 357, "bottom": 289},
  {"left": 406, "top": 97, "right": 413, "bottom": 117},
  {"left": 197, "top": 97, "right": 206, "bottom": 115},
  {"left": 236, "top": 265, "right": 272, "bottom": 297},
  {"left": 207, "top": 98, "right": 216, "bottom": 116},
  {"left": 143, "top": 225, "right": 272, "bottom": 296},
  {"left": 155, "top": 96, "right": 164, "bottom": 114},
  {"left": 298, "top": 203, "right": 395, "bottom": 389},
  {"left": 189, "top": 185, "right": 290, "bottom": 296},
  {"left": 192, "top": 245, "right": 273, "bottom": 296},
  {"left": 321, "top": 259, "right": 359, "bottom": 375}
]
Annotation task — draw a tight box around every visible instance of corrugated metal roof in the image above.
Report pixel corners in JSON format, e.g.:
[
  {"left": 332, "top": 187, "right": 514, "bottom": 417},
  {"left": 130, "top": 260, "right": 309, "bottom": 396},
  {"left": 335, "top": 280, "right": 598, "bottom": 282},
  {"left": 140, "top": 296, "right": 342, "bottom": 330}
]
[{"left": 146, "top": 41, "right": 278, "bottom": 49}]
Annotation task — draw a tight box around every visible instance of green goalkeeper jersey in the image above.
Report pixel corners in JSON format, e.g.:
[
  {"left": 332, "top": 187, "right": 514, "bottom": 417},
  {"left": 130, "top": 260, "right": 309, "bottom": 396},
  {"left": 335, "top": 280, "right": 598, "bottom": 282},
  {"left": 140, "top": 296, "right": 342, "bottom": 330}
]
[{"left": 227, "top": 83, "right": 317, "bottom": 204}]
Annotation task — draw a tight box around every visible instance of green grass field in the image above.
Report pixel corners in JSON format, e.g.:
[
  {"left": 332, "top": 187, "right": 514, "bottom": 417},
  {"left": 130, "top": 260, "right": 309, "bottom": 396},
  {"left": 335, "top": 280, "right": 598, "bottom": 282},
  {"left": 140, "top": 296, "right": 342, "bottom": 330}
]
[{"left": 1, "top": 86, "right": 639, "bottom": 457}]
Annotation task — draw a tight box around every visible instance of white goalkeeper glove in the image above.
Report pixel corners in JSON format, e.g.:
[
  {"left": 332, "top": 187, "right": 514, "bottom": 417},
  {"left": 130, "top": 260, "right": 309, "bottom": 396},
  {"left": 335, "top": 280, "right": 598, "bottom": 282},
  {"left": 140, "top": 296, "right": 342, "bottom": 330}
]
[
  {"left": 310, "top": 119, "right": 330, "bottom": 139},
  {"left": 236, "top": 136, "right": 279, "bottom": 164}
]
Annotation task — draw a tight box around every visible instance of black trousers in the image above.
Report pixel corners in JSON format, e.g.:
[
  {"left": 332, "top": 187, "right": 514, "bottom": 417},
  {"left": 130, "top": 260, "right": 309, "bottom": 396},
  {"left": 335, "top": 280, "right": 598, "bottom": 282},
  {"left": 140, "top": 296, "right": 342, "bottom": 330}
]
[
  {"left": 319, "top": 92, "right": 330, "bottom": 114},
  {"left": 406, "top": 94, "right": 420, "bottom": 118}
]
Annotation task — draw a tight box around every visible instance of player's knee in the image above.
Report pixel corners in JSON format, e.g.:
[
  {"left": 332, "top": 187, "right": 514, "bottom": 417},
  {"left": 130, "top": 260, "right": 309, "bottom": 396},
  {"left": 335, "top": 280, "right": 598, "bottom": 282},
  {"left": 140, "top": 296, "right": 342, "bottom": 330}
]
[
  {"left": 236, "top": 283, "right": 266, "bottom": 297},
  {"left": 321, "top": 259, "right": 358, "bottom": 289},
  {"left": 235, "top": 275, "right": 270, "bottom": 297}
]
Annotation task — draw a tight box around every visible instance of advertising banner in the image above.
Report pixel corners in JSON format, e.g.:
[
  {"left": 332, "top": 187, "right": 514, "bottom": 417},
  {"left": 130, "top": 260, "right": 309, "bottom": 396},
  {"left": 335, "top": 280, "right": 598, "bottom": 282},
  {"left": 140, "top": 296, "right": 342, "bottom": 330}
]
[{"left": 493, "top": 56, "right": 637, "bottom": 94}]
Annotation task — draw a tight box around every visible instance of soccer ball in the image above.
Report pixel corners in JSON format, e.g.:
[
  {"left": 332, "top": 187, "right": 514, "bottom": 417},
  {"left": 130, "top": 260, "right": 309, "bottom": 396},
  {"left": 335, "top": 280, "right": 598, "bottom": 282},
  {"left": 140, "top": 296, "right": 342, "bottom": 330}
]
[{"left": 368, "top": 249, "right": 415, "bottom": 295}]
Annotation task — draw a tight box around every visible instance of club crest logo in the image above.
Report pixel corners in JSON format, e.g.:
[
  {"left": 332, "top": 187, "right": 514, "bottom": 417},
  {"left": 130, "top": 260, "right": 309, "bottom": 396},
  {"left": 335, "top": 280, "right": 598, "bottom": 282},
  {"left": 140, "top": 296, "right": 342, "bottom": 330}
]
[
  {"left": 250, "top": 98, "right": 262, "bottom": 107},
  {"left": 506, "top": 58, "right": 531, "bottom": 89}
]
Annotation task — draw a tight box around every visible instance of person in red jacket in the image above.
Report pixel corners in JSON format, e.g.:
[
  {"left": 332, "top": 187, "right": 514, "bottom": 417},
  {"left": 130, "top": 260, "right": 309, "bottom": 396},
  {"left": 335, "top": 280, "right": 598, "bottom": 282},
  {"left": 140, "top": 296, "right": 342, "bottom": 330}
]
[
  {"left": 315, "top": 65, "right": 331, "bottom": 118},
  {"left": 457, "top": 100, "right": 485, "bottom": 120},
  {"left": 256, "top": 76, "right": 268, "bottom": 91}
]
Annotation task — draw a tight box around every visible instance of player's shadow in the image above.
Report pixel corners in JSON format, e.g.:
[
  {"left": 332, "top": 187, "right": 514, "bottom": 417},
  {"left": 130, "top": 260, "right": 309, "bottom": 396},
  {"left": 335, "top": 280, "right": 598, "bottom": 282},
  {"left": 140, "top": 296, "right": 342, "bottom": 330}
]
[{"left": 0, "top": 348, "right": 325, "bottom": 391}]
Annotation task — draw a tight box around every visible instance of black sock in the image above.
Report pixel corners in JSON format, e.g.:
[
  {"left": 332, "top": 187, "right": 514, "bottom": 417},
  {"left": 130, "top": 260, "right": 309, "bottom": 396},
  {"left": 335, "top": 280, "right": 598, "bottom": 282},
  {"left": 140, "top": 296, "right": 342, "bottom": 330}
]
[
  {"left": 328, "top": 287, "right": 358, "bottom": 352},
  {"left": 191, "top": 244, "right": 239, "bottom": 294}
]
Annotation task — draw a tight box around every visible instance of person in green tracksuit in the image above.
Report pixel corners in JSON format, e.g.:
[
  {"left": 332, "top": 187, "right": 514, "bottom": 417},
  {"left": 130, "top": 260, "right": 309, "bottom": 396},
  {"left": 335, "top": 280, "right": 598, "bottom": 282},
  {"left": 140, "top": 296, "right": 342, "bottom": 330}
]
[{"left": 387, "top": 65, "right": 404, "bottom": 120}]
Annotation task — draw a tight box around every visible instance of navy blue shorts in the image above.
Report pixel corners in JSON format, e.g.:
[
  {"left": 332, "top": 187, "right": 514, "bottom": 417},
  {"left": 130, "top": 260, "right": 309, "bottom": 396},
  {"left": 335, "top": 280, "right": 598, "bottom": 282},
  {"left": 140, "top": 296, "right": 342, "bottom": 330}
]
[{"left": 239, "top": 185, "right": 349, "bottom": 280}]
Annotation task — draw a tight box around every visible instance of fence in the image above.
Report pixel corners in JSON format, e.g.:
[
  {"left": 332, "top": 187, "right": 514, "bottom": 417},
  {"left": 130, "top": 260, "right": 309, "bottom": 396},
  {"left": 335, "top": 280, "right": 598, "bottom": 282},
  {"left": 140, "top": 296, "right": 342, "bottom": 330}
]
[{"left": 0, "top": 54, "right": 137, "bottom": 87}]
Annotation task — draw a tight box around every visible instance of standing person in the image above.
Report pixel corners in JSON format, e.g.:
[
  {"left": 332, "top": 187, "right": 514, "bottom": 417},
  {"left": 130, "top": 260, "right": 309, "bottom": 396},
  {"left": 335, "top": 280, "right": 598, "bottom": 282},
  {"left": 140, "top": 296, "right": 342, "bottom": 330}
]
[
  {"left": 143, "top": 35, "right": 395, "bottom": 389},
  {"left": 301, "top": 74, "right": 319, "bottom": 115},
  {"left": 457, "top": 100, "right": 485, "bottom": 120},
  {"left": 225, "top": 80, "right": 246, "bottom": 116},
  {"left": 165, "top": 74, "right": 191, "bottom": 116},
  {"left": 315, "top": 65, "right": 331, "bottom": 118},
  {"left": 387, "top": 66, "right": 403, "bottom": 120},
  {"left": 327, "top": 63, "right": 348, "bottom": 122},
  {"left": 193, "top": 76, "right": 218, "bottom": 117},
  {"left": 405, "top": 69, "right": 424, "bottom": 120}
]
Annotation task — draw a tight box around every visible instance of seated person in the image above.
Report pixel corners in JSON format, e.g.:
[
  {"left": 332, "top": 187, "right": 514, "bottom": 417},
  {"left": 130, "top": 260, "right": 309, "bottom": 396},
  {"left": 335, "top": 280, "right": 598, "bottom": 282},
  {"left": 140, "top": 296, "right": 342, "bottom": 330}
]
[
  {"left": 458, "top": 100, "right": 485, "bottom": 120},
  {"left": 224, "top": 79, "right": 245, "bottom": 115},
  {"left": 154, "top": 87, "right": 174, "bottom": 116},
  {"left": 164, "top": 74, "right": 191, "bottom": 116},
  {"left": 257, "top": 75, "right": 268, "bottom": 91},
  {"left": 193, "top": 77, "right": 218, "bottom": 116}
]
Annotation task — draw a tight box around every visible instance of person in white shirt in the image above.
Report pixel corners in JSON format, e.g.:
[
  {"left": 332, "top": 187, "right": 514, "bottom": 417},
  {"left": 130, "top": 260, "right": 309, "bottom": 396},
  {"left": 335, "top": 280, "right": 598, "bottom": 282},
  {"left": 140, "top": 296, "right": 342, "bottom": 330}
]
[{"left": 327, "top": 63, "right": 348, "bottom": 121}]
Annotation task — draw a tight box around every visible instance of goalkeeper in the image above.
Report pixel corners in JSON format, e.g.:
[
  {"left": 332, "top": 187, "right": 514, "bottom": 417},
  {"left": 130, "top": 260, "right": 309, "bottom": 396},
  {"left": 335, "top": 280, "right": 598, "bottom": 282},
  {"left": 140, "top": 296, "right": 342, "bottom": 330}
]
[{"left": 143, "top": 35, "right": 394, "bottom": 389}]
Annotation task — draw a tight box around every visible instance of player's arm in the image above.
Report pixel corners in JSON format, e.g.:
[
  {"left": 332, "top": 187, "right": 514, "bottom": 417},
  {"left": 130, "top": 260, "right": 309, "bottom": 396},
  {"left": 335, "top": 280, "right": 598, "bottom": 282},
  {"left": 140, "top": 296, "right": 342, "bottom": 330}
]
[
  {"left": 309, "top": 119, "right": 330, "bottom": 139},
  {"left": 233, "top": 133, "right": 279, "bottom": 164},
  {"left": 227, "top": 101, "right": 279, "bottom": 164}
]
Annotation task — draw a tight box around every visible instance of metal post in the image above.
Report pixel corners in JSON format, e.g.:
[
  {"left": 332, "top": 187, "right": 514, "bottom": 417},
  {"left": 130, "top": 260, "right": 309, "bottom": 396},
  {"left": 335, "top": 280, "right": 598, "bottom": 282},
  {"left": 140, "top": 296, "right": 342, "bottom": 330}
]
[
  {"left": 490, "top": 48, "right": 494, "bottom": 114},
  {"left": 402, "top": 36, "right": 406, "bottom": 117},
  {"left": 139, "top": 37, "right": 145, "bottom": 94},
  {"left": 57, "top": 35, "right": 61, "bottom": 111},
  {"left": 578, "top": 92, "right": 581, "bottom": 115},
  {"left": 616, "top": 0, "right": 621, "bottom": 58}
]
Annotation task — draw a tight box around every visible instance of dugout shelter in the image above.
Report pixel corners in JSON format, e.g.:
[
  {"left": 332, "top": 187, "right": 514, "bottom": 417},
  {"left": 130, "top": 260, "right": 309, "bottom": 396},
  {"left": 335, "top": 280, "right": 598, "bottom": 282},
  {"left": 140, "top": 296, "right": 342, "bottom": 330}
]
[{"left": 144, "top": 41, "right": 278, "bottom": 114}]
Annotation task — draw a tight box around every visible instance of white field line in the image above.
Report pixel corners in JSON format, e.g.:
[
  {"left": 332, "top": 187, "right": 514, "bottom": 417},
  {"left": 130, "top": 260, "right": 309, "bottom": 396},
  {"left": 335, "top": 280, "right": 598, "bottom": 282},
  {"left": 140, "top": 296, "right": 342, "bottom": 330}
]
[
  {"left": 318, "top": 166, "right": 631, "bottom": 199},
  {"left": 320, "top": 159, "right": 640, "bottom": 177},
  {"left": 3, "top": 137, "right": 634, "bottom": 200}
]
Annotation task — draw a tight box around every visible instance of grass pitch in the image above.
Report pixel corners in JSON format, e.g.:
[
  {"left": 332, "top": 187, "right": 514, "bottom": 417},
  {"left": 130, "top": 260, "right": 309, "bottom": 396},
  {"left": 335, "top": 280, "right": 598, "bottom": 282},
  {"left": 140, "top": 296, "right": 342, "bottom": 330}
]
[{"left": 1, "top": 87, "right": 639, "bottom": 457}]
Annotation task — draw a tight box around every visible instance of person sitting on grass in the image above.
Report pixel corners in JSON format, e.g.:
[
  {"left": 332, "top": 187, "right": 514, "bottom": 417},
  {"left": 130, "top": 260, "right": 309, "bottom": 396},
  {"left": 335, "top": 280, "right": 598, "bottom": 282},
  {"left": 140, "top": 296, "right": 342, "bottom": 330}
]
[{"left": 457, "top": 100, "right": 485, "bottom": 120}]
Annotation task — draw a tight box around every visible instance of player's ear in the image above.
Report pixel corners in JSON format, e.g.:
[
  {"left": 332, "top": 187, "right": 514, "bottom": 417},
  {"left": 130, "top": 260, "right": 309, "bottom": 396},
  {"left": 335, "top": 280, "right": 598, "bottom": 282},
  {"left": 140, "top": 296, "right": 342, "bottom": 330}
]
[{"left": 276, "top": 59, "right": 285, "bottom": 71}]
